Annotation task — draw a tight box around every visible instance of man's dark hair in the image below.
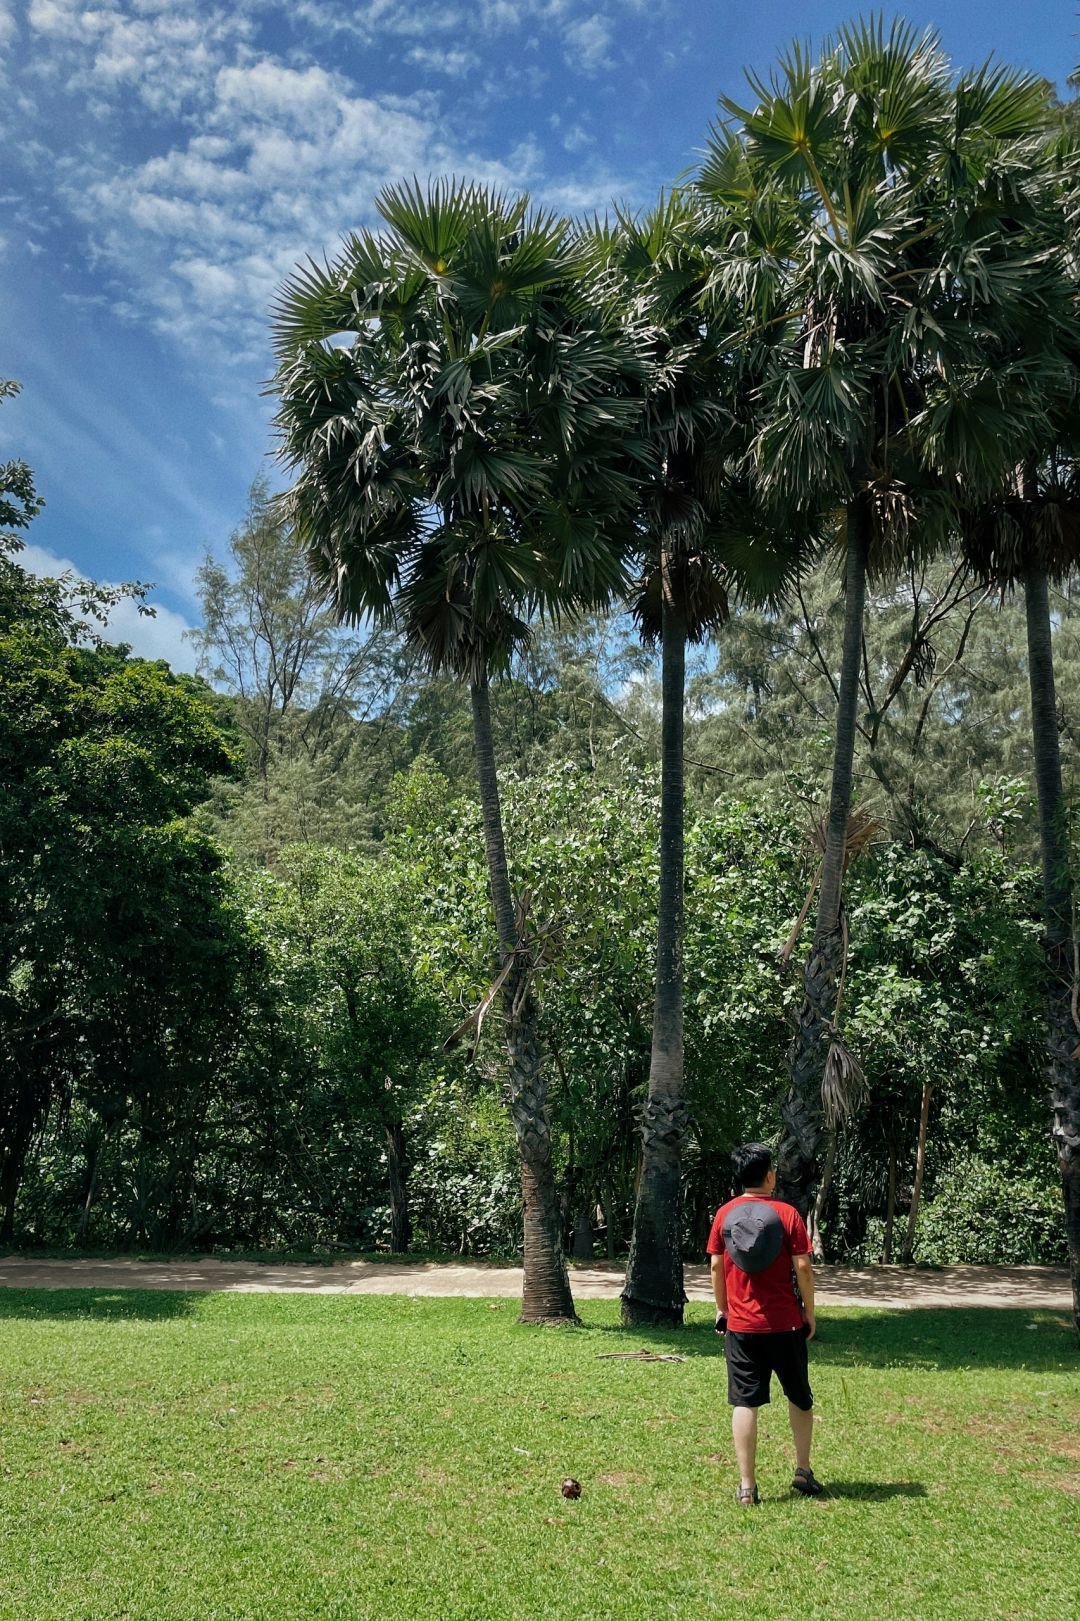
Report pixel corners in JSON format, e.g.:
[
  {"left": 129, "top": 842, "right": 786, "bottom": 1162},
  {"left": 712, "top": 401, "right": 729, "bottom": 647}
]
[{"left": 732, "top": 1142, "right": 773, "bottom": 1191}]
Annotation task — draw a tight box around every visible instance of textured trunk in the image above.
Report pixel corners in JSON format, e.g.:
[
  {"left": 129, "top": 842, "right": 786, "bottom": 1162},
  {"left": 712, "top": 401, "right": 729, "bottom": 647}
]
[
  {"left": 602, "top": 1189, "right": 617, "bottom": 1260},
  {"left": 883, "top": 1140, "right": 897, "bottom": 1264},
  {"left": 780, "top": 499, "right": 868, "bottom": 1216},
  {"left": 75, "top": 1130, "right": 104, "bottom": 1247},
  {"left": 0, "top": 1154, "right": 19, "bottom": 1245},
  {"left": 0, "top": 1088, "right": 41, "bottom": 1244},
  {"left": 470, "top": 680, "right": 577, "bottom": 1325},
  {"left": 1024, "top": 567, "right": 1080, "bottom": 1336},
  {"left": 623, "top": 575, "right": 688, "bottom": 1326},
  {"left": 385, "top": 1119, "right": 411, "bottom": 1254},
  {"left": 809, "top": 1129, "right": 837, "bottom": 1262},
  {"left": 901, "top": 1082, "right": 932, "bottom": 1265},
  {"left": 572, "top": 1205, "right": 594, "bottom": 1262}
]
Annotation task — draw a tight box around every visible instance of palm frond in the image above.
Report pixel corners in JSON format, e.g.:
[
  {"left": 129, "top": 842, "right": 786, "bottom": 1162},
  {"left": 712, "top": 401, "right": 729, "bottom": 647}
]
[
  {"left": 953, "top": 60, "right": 1054, "bottom": 144},
  {"left": 722, "top": 38, "right": 840, "bottom": 192},
  {"left": 376, "top": 176, "right": 490, "bottom": 269}
]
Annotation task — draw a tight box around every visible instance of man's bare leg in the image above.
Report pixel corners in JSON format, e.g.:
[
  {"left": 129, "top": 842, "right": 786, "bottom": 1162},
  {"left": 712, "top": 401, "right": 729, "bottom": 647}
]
[
  {"left": 732, "top": 1405, "right": 759, "bottom": 1489},
  {"left": 788, "top": 1401, "right": 813, "bottom": 1473}
]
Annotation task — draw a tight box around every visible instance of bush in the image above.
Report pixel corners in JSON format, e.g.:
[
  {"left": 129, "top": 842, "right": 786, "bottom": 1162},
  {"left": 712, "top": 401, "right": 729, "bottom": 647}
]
[{"left": 914, "top": 1156, "right": 1068, "bottom": 1266}]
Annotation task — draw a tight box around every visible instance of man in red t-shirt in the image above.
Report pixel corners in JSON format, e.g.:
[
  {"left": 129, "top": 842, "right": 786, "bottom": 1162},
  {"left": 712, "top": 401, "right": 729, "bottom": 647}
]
[{"left": 707, "top": 1142, "right": 823, "bottom": 1505}]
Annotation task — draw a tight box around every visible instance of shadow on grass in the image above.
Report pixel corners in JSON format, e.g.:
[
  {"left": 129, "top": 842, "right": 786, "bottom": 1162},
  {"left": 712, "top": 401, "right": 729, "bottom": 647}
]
[
  {"left": 0, "top": 1288, "right": 199, "bottom": 1322},
  {"left": 815, "top": 1480, "right": 927, "bottom": 1501},
  {"left": 806, "top": 1308, "right": 1076, "bottom": 1373},
  {"left": 589, "top": 1308, "right": 1076, "bottom": 1372},
  {"left": 0, "top": 1244, "right": 474, "bottom": 1267}
]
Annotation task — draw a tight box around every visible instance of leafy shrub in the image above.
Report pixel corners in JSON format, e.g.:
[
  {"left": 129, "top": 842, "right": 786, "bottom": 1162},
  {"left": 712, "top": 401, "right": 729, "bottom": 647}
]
[{"left": 914, "top": 1156, "right": 1067, "bottom": 1266}]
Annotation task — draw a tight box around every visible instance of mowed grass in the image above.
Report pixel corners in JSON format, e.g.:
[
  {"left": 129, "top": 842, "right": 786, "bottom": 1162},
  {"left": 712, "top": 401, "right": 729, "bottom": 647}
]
[{"left": 0, "top": 1293, "right": 1075, "bottom": 1621}]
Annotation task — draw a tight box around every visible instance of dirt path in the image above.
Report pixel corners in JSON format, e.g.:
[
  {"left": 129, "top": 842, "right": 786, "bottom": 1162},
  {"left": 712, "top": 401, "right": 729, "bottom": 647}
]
[{"left": 0, "top": 1256, "right": 1070, "bottom": 1310}]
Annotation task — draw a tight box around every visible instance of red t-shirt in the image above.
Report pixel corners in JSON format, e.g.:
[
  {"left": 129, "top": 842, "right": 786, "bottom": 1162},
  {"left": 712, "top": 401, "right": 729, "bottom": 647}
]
[{"left": 706, "top": 1195, "right": 810, "bottom": 1333}]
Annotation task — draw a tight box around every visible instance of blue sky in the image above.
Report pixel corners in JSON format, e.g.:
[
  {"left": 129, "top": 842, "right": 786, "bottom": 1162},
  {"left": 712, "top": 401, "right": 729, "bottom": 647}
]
[{"left": 1, "top": 0, "right": 1076, "bottom": 669}]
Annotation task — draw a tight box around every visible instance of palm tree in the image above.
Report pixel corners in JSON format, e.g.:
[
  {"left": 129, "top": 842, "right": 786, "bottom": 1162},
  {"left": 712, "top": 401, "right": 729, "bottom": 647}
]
[
  {"left": 958, "top": 119, "right": 1080, "bottom": 1332},
  {"left": 271, "top": 180, "right": 644, "bottom": 1323},
  {"left": 705, "top": 18, "right": 1059, "bottom": 1213},
  {"left": 588, "top": 197, "right": 803, "bottom": 1323}
]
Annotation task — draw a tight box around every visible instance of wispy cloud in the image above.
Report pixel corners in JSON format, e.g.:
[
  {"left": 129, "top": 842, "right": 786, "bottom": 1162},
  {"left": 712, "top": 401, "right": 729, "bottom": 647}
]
[
  {"left": 75, "top": 64, "right": 463, "bottom": 361},
  {"left": 27, "top": 0, "right": 256, "bottom": 116},
  {"left": 406, "top": 45, "right": 481, "bottom": 78},
  {"left": 9, "top": 1, "right": 647, "bottom": 387},
  {"left": 20, "top": 541, "right": 199, "bottom": 672},
  {"left": 564, "top": 13, "right": 614, "bottom": 73}
]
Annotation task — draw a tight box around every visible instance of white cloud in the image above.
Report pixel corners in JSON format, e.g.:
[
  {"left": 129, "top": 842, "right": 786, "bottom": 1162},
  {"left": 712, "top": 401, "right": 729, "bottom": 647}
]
[
  {"left": 0, "top": 0, "right": 17, "bottom": 47},
  {"left": 290, "top": 0, "right": 465, "bottom": 42},
  {"left": 68, "top": 42, "right": 588, "bottom": 361},
  {"left": 27, "top": 0, "right": 255, "bottom": 116},
  {"left": 19, "top": 542, "right": 199, "bottom": 672},
  {"left": 14, "top": 1, "right": 643, "bottom": 370},
  {"left": 563, "top": 13, "right": 614, "bottom": 73},
  {"left": 561, "top": 122, "right": 593, "bottom": 153},
  {"left": 407, "top": 45, "right": 480, "bottom": 78}
]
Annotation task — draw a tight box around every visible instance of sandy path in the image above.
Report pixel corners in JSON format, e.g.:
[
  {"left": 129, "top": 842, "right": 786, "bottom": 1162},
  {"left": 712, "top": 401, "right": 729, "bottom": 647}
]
[{"left": 0, "top": 1256, "right": 1070, "bottom": 1310}]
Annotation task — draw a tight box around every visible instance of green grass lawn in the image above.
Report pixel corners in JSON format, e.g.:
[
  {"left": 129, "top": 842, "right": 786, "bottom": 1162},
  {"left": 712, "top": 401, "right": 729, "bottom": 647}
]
[{"left": 0, "top": 1294, "right": 1075, "bottom": 1621}]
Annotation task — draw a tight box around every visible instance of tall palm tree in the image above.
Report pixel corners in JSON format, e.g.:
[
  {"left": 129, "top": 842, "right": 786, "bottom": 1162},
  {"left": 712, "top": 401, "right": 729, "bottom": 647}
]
[
  {"left": 272, "top": 180, "right": 645, "bottom": 1323},
  {"left": 588, "top": 197, "right": 804, "bottom": 1323},
  {"left": 959, "top": 119, "right": 1080, "bottom": 1332},
  {"left": 705, "top": 18, "right": 1059, "bottom": 1213}
]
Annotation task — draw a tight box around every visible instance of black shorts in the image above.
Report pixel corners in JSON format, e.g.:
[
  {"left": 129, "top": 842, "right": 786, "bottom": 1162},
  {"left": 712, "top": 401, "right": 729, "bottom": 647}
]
[{"left": 725, "top": 1328, "right": 813, "bottom": 1410}]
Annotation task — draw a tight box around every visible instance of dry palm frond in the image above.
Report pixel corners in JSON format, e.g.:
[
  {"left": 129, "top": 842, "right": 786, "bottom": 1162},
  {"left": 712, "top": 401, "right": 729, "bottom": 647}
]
[
  {"left": 866, "top": 476, "right": 916, "bottom": 574},
  {"left": 442, "top": 954, "right": 516, "bottom": 1058},
  {"left": 780, "top": 808, "right": 883, "bottom": 965},
  {"left": 821, "top": 1030, "right": 869, "bottom": 1127},
  {"left": 962, "top": 492, "right": 1080, "bottom": 587},
  {"left": 807, "top": 805, "right": 883, "bottom": 865},
  {"left": 779, "top": 860, "right": 823, "bottom": 968},
  {"left": 628, "top": 549, "right": 730, "bottom": 647},
  {"left": 443, "top": 891, "right": 563, "bottom": 1058}
]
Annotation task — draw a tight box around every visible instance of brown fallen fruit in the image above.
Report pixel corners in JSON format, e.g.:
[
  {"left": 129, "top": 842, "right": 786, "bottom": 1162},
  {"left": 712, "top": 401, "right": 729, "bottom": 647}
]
[{"left": 561, "top": 1477, "right": 582, "bottom": 1499}]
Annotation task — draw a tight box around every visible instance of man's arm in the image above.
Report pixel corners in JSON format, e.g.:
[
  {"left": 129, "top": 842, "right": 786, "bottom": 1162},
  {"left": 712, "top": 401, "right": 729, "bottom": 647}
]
[
  {"left": 710, "top": 1254, "right": 727, "bottom": 1317},
  {"left": 793, "top": 1253, "right": 816, "bottom": 1340}
]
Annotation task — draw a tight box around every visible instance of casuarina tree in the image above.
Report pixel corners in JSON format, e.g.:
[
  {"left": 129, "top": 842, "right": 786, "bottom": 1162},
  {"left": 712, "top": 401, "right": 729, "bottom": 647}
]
[{"left": 271, "top": 180, "right": 645, "bottom": 1322}]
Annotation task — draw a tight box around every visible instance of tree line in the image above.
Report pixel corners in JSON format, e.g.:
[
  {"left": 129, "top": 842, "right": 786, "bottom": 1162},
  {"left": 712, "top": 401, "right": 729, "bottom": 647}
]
[
  {"left": 2, "top": 18, "right": 1079, "bottom": 1335},
  {"left": 270, "top": 19, "right": 1080, "bottom": 1330}
]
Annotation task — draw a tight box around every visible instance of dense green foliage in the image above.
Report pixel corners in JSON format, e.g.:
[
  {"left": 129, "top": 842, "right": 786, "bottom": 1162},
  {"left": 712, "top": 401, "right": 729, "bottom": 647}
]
[
  {"left": 914, "top": 1158, "right": 1069, "bottom": 1266},
  {"left": 0, "top": 468, "right": 1067, "bottom": 1263},
  {"left": 193, "top": 494, "right": 1080, "bottom": 872},
  {"left": 0, "top": 1292, "right": 1075, "bottom": 1620},
  {"left": 7, "top": 720, "right": 1059, "bottom": 1262},
  {"left": 0, "top": 604, "right": 245, "bottom": 1246}
]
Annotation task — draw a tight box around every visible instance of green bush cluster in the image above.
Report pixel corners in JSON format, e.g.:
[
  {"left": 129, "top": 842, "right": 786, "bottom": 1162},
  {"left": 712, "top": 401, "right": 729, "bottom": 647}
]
[{"left": 914, "top": 1157, "right": 1068, "bottom": 1267}]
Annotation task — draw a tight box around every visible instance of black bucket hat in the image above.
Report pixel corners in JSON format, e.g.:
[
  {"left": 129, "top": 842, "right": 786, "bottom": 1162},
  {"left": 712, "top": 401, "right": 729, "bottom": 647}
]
[{"left": 722, "top": 1201, "right": 784, "bottom": 1274}]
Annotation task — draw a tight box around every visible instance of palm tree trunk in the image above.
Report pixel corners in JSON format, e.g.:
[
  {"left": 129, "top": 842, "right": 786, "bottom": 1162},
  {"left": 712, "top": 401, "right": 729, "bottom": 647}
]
[
  {"left": 883, "top": 1139, "right": 897, "bottom": 1264},
  {"left": 809, "top": 1128, "right": 837, "bottom": 1261},
  {"left": 780, "top": 498, "right": 869, "bottom": 1216},
  {"left": 385, "top": 1119, "right": 411, "bottom": 1254},
  {"left": 470, "top": 680, "right": 578, "bottom": 1325},
  {"left": 1024, "top": 566, "right": 1080, "bottom": 1337},
  {"left": 901, "top": 1082, "right": 932, "bottom": 1265},
  {"left": 623, "top": 574, "right": 688, "bottom": 1326},
  {"left": 75, "top": 1126, "right": 105, "bottom": 1247}
]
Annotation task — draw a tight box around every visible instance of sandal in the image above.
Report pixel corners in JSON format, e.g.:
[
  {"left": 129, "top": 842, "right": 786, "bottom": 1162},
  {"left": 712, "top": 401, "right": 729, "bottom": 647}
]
[
  {"left": 737, "top": 1484, "right": 760, "bottom": 1507},
  {"left": 792, "top": 1467, "right": 824, "bottom": 1497}
]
